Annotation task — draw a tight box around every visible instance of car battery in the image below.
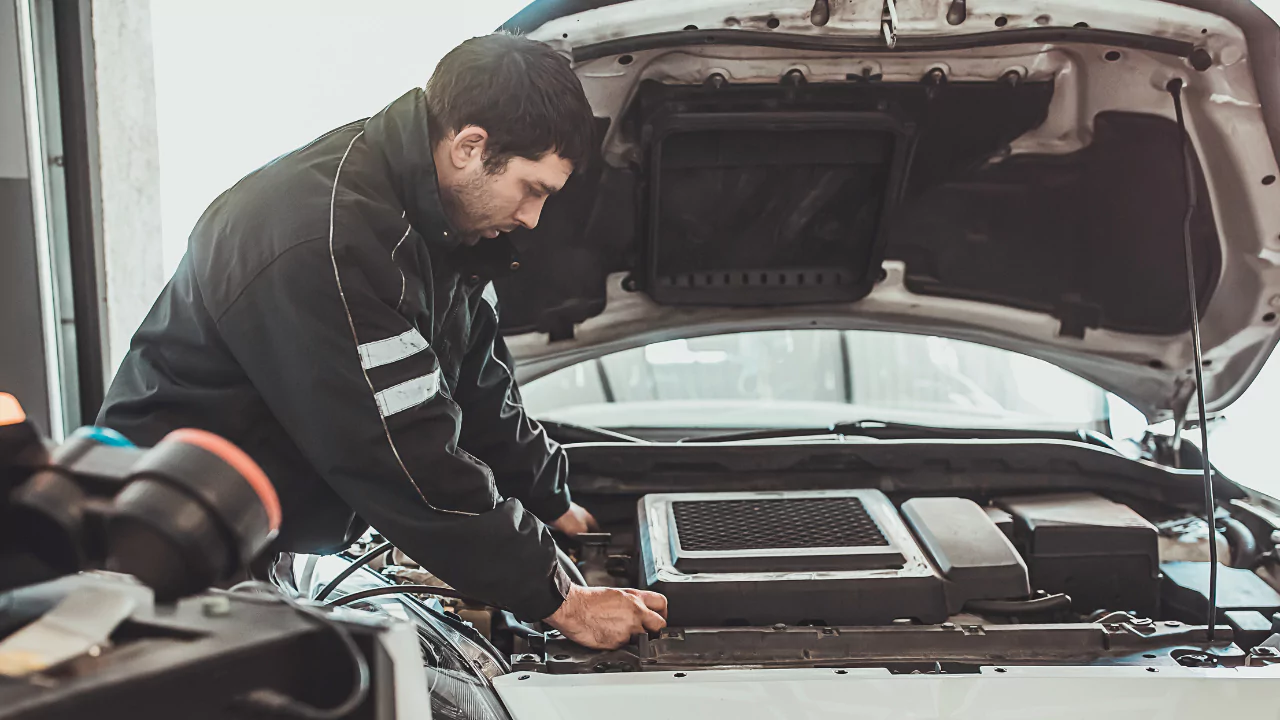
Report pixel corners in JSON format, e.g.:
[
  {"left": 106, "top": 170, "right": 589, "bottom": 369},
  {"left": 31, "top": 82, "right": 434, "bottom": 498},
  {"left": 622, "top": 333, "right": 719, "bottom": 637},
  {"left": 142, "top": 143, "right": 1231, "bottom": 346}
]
[{"left": 999, "top": 493, "right": 1160, "bottom": 617}]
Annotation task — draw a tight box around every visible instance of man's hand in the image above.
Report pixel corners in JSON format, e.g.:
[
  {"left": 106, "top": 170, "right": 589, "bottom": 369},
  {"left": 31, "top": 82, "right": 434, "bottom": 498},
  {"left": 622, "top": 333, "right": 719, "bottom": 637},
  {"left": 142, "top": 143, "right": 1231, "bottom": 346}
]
[
  {"left": 544, "top": 585, "right": 668, "bottom": 650},
  {"left": 552, "top": 502, "right": 599, "bottom": 537}
]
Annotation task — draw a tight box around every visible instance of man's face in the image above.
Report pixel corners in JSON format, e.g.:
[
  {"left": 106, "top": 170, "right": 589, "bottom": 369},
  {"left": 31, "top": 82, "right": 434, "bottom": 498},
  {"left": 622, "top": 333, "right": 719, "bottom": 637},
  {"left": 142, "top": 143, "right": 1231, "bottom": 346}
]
[{"left": 438, "top": 131, "right": 572, "bottom": 245}]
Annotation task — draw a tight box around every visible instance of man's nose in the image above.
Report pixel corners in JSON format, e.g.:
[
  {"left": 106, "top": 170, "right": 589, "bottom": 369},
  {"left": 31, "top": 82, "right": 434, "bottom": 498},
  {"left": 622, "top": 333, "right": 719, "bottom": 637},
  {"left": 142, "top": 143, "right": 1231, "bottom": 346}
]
[{"left": 515, "top": 198, "right": 546, "bottom": 230}]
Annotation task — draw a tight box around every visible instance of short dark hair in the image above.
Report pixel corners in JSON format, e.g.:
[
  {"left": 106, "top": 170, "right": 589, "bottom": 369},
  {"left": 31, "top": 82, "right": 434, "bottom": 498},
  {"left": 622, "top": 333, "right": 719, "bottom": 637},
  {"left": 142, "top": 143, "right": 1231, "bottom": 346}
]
[{"left": 426, "top": 33, "right": 594, "bottom": 172}]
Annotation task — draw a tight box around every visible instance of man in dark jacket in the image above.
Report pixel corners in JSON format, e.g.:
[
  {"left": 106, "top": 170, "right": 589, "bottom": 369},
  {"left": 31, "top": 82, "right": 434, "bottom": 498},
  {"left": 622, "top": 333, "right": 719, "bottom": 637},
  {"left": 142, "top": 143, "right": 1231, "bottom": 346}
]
[{"left": 97, "top": 33, "right": 666, "bottom": 650}]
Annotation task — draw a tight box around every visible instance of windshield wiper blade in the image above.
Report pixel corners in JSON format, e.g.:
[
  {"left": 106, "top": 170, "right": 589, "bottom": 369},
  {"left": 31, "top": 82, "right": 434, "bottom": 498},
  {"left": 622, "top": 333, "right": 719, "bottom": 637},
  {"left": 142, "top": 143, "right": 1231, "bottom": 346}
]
[
  {"left": 538, "top": 419, "right": 647, "bottom": 444},
  {"left": 679, "top": 420, "right": 1083, "bottom": 444}
]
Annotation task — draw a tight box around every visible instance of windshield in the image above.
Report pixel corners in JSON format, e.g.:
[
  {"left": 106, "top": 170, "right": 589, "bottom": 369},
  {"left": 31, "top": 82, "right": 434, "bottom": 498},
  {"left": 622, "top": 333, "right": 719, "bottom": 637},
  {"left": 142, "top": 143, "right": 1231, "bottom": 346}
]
[{"left": 521, "top": 330, "right": 1128, "bottom": 433}]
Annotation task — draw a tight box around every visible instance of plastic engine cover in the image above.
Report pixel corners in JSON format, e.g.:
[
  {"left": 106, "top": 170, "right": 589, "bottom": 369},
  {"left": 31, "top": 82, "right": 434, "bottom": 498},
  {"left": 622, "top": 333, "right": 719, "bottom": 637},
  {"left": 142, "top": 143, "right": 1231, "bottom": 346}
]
[{"left": 639, "top": 490, "right": 957, "bottom": 626}]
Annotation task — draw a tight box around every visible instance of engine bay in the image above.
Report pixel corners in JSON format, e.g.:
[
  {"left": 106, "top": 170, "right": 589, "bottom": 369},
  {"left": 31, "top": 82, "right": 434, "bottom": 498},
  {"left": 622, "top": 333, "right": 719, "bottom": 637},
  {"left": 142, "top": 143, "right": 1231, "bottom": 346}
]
[{"left": 359, "top": 438, "right": 1280, "bottom": 675}]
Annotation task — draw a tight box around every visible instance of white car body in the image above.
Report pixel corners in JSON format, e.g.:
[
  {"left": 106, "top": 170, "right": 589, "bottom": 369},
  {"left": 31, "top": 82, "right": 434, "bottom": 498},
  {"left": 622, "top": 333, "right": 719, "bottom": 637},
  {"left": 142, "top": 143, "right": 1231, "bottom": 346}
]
[
  {"left": 493, "top": 665, "right": 1280, "bottom": 720},
  {"left": 479, "top": 0, "right": 1280, "bottom": 715}
]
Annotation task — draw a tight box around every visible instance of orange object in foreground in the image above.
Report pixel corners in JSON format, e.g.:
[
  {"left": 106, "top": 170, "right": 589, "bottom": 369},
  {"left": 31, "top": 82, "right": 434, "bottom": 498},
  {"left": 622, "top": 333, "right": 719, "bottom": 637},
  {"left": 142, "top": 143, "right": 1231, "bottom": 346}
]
[
  {"left": 0, "top": 394, "right": 25, "bottom": 426},
  {"left": 163, "top": 428, "right": 281, "bottom": 532}
]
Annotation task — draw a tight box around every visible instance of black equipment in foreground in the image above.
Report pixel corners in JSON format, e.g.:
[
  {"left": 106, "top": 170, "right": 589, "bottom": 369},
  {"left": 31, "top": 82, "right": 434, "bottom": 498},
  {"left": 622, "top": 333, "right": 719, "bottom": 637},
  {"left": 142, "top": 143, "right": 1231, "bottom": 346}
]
[
  {"left": 0, "top": 394, "right": 280, "bottom": 600},
  {"left": 0, "top": 573, "right": 424, "bottom": 720},
  {"left": 0, "top": 393, "right": 427, "bottom": 719}
]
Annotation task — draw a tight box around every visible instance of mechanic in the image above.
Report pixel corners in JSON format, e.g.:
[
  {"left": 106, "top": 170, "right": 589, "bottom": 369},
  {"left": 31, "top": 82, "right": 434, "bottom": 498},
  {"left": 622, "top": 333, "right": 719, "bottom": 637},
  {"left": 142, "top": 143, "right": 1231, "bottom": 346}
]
[{"left": 96, "top": 33, "right": 666, "bottom": 650}]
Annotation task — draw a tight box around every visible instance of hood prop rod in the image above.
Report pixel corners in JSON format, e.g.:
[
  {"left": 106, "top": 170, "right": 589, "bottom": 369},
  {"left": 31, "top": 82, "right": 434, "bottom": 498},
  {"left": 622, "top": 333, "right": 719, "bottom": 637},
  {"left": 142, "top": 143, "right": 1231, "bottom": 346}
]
[{"left": 1167, "top": 78, "right": 1219, "bottom": 641}]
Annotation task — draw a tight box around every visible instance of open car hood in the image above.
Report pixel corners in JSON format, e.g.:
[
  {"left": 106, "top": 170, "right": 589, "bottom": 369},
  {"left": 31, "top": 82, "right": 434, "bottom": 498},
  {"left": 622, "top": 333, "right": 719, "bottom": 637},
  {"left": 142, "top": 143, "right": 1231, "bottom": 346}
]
[{"left": 494, "top": 0, "right": 1280, "bottom": 421}]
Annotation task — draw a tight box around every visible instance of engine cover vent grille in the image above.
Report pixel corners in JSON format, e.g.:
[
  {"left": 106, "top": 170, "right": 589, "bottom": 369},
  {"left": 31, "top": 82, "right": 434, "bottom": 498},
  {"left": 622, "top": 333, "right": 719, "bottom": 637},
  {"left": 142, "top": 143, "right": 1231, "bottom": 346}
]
[
  {"left": 671, "top": 497, "right": 888, "bottom": 552},
  {"left": 649, "top": 490, "right": 909, "bottom": 574}
]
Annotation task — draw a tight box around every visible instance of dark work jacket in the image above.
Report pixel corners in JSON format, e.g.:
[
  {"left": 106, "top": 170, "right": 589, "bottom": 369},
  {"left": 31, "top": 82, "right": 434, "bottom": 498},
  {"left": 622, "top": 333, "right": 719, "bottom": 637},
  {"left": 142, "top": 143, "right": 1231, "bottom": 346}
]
[{"left": 97, "top": 89, "right": 573, "bottom": 621}]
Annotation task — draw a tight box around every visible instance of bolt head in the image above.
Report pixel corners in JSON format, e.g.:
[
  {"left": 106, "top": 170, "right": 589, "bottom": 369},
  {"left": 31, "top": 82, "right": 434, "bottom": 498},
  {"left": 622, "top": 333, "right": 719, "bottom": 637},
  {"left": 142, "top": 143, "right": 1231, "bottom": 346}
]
[
  {"left": 1255, "top": 647, "right": 1278, "bottom": 657},
  {"left": 941, "top": 622, "right": 956, "bottom": 630}
]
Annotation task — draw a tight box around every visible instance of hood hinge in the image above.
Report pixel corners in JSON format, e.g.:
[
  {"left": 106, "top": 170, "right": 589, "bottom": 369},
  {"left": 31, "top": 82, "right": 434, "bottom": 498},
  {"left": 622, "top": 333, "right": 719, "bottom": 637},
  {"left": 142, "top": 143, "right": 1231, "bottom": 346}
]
[{"left": 881, "top": 0, "right": 899, "bottom": 48}]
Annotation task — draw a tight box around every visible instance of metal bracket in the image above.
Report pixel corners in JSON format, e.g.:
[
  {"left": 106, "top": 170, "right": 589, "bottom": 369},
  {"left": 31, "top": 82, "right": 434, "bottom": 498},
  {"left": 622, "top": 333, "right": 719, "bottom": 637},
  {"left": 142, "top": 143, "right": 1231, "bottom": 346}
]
[
  {"left": 881, "top": 0, "right": 899, "bottom": 48},
  {"left": 510, "top": 652, "right": 547, "bottom": 672}
]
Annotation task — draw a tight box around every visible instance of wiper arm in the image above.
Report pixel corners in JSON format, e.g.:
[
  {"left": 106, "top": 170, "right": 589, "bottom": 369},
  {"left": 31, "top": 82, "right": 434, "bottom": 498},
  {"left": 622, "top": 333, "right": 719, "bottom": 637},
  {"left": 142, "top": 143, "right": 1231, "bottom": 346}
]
[
  {"left": 538, "top": 419, "right": 647, "bottom": 444},
  {"left": 679, "top": 420, "right": 1083, "bottom": 444}
]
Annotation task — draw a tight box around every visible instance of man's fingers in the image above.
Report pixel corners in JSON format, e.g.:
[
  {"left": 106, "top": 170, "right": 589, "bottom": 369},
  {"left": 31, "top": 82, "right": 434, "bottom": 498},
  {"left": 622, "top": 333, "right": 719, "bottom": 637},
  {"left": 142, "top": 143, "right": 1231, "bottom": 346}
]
[
  {"left": 638, "top": 606, "right": 667, "bottom": 633},
  {"left": 645, "top": 591, "right": 668, "bottom": 619},
  {"left": 622, "top": 589, "right": 669, "bottom": 619},
  {"left": 623, "top": 591, "right": 668, "bottom": 632}
]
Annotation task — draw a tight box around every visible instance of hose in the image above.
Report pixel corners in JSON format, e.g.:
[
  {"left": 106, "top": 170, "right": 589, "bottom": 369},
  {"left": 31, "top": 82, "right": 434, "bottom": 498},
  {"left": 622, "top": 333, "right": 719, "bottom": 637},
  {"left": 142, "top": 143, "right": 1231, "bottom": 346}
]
[
  {"left": 319, "top": 543, "right": 579, "bottom": 609},
  {"left": 314, "top": 541, "right": 393, "bottom": 602},
  {"left": 964, "top": 593, "right": 1071, "bottom": 616},
  {"left": 226, "top": 582, "right": 370, "bottom": 719},
  {"left": 324, "top": 584, "right": 489, "bottom": 608},
  {"left": 1220, "top": 516, "right": 1260, "bottom": 569},
  {"left": 558, "top": 546, "right": 587, "bottom": 586}
]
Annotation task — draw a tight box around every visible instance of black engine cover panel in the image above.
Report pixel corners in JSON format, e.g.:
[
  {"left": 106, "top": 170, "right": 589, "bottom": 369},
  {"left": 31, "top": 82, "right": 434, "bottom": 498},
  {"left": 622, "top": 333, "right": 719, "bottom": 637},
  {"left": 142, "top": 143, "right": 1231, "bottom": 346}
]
[{"left": 639, "top": 489, "right": 947, "bottom": 626}]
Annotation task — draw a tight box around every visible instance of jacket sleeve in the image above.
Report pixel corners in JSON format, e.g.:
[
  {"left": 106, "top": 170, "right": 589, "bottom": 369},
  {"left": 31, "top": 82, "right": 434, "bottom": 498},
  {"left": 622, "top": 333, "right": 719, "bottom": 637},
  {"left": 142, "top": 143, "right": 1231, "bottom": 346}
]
[
  {"left": 453, "top": 284, "right": 572, "bottom": 525},
  {"left": 213, "top": 237, "right": 570, "bottom": 621}
]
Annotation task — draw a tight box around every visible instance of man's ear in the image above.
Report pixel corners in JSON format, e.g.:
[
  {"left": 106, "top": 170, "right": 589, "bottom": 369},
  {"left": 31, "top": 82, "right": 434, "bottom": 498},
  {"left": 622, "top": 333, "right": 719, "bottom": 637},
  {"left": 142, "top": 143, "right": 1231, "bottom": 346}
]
[{"left": 448, "top": 126, "right": 488, "bottom": 170}]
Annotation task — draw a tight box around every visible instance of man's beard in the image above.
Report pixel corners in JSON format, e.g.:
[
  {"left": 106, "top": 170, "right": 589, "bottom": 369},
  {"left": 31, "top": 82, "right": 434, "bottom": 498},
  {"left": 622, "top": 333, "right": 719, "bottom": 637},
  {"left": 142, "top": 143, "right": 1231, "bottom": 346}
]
[{"left": 439, "top": 167, "right": 498, "bottom": 245}]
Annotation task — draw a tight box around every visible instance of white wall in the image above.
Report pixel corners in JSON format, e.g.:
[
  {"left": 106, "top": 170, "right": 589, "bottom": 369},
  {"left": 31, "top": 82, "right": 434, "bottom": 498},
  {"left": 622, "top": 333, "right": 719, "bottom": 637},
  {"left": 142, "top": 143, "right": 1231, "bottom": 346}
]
[
  {"left": 94, "top": 0, "right": 166, "bottom": 375},
  {"left": 148, "top": 0, "right": 532, "bottom": 280}
]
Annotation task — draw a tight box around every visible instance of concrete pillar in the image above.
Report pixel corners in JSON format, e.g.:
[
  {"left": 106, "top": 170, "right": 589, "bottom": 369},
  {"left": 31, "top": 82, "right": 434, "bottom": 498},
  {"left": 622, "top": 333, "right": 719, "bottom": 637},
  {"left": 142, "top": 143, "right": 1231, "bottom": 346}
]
[{"left": 90, "top": 0, "right": 164, "bottom": 375}]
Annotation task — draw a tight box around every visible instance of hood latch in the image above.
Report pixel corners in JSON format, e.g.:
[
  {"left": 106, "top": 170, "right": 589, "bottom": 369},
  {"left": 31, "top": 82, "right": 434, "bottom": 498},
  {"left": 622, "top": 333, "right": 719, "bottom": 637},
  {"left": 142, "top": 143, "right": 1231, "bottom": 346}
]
[{"left": 881, "top": 0, "right": 899, "bottom": 48}]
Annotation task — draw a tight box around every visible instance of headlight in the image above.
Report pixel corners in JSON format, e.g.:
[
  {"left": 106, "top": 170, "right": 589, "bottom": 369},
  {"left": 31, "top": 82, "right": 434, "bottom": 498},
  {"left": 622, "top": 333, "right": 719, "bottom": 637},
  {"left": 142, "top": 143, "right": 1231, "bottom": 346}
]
[{"left": 411, "top": 600, "right": 512, "bottom": 720}]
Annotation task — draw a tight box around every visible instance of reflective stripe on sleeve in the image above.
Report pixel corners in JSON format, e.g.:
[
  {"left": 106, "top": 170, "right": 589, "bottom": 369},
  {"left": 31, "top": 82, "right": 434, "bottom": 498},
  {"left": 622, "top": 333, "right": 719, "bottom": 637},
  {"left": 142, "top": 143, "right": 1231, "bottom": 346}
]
[
  {"left": 358, "top": 328, "right": 428, "bottom": 370},
  {"left": 374, "top": 370, "right": 440, "bottom": 417}
]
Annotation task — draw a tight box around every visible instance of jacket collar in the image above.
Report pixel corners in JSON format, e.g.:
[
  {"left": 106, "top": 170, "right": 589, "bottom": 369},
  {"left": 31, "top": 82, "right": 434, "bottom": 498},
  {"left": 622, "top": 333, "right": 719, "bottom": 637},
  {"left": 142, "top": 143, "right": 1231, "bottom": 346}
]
[
  {"left": 362, "top": 88, "right": 518, "bottom": 279},
  {"left": 362, "top": 88, "right": 461, "bottom": 251}
]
